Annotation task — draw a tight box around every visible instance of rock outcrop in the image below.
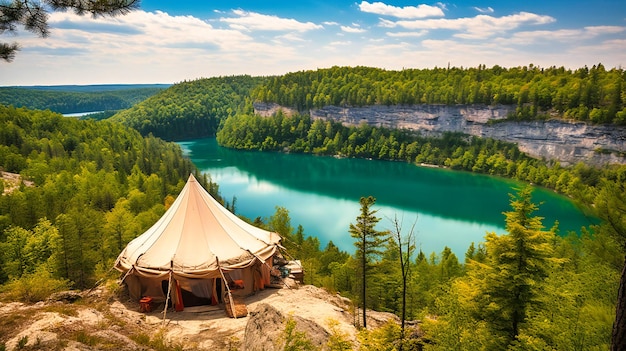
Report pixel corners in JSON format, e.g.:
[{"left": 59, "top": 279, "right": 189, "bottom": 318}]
[
  {"left": 254, "top": 103, "right": 626, "bottom": 166},
  {"left": 244, "top": 303, "right": 330, "bottom": 351}
]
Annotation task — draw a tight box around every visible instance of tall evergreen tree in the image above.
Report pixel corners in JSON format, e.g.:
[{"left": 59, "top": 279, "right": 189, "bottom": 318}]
[
  {"left": 594, "top": 180, "right": 626, "bottom": 351},
  {"left": 349, "top": 196, "right": 388, "bottom": 328},
  {"left": 471, "top": 186, "right": 556, "bottom": 348}
]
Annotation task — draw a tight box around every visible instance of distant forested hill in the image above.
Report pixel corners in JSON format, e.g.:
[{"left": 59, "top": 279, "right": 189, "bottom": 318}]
[
  {"left": 110, "top": 76, "right": 266, "bottom": 140},
  {"left": 253, "top": 64, "right": 625, "bottom": 124},
  {"left": 20, "top": 84, "right": 170, "bottom": 93},
  {"left": 0, "top": 85, "right": 168, "bottom": 114},
  {"left": 109, "top": 65, "right": 624, "bottom": 142}
]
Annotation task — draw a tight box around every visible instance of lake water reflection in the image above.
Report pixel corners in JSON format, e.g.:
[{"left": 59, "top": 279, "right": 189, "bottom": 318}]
[{"left": 180, "top": 138, "right": 595, "bottom": 256}]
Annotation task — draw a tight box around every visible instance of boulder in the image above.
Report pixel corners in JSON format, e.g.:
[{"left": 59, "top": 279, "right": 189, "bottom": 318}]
[{"left": 243, "top": 303, "right": 329, "bottom": 351}]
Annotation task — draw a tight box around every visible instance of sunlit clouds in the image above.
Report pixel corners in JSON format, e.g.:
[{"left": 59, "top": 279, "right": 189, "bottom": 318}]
[
  {"left": 1, "top": 1, "right": 624, "bottom": 85},
  {"left": 358, "top": 1, "right": 445, "bottom": 19}
]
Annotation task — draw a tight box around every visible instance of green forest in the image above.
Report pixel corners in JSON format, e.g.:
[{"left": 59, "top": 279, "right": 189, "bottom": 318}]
[
  {"left": 1, "top": 65, "right": 626, "bottom": 350},
  {"left": 0, "top": 86, "right": 165, "bottom": 115},
  {"left": 110, "top": 65, "right": 626, "bottom": 144},
  {"left": 110, "top": 75, "right": 266, "bottom": 140},
  {"left": 0, "top": 105, "right": 222, "bottom": 291},
  {"left": 253, "top": 65, "right": 626, "bottom": 124}
]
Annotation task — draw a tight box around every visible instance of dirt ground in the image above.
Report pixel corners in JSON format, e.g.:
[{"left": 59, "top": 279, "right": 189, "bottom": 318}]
[{"left": 0, "top": 282, "right": 398, "bottom": 350}]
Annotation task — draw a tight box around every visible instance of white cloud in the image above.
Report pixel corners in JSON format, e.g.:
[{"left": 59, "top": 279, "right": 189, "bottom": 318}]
[
  {"left": 378, "top": 18, "right": 398, "bottom": 28},
  {"left": 282, "top": 33, "right": 308, "bottom": 41},
  {"left": 220, "top": 10, "right": 323, "bottom": 32},
  {"left": 583, "top": 25, "right": 626, "bottom": 36},
  {"left": 386, "top": 30, "right": 428, "bottom": 38},
  {"left": 474, "top": 7, "right": 494, "bottom": 14},
  {"left": 503, "top": 26, "right": 626, "bottom": 45},
  {"left": 2, "top": 9, "right": 322, "bottom": 84},
  {"left": 341, "top": 25, "right": 366, "bottom": 33},
  {"left": 1, "top": 4, "right": 624, "bottom": 86},
  {"left": 385, "top": 12, "right": 556, "bottom": 39},
  {"left": 359, "top": 1, "right": 444, "bottom": 19}
]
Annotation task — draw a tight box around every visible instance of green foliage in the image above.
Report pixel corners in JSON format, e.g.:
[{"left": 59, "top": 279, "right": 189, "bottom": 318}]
[
  {"left": 423, "top": 188, "right": 620, "bottom": 350},
  {"left": 350, "top": 196, "right": 389, "bottom": 328},
  {"left": 111, "top": 76, "right": 266, "bottom": 140},
  {"left": 131, "top": 331, "right": 184, "bottom": 351},
  {"left": 0, "top": 267, "right": 71, "bottom": 303},
  {"left": 326, "top": 319, "right": 353, "bottom": 351},
  {"left": 269, "top": 206, "right": 294, "bottom": 240},
  {"left": 74, "top": 330, "right": 100, "bottom": 346},
  {"left": 254, "top": 65, "right": 625, "bottom": 125},
  {"left": 475, "top": 186, "right": 557, "bottom": 346},
  {"left": 281, "top": 315, "right": 317, "bottom": 351},
  {"left": 357, "top": 320, "right": 401, "bottom": 351},
  {"left": 0, "top": 105, "right": 211, "bottom": 289},
  {"left": 0, "top": 86, "right": 164, "bottom": 114},
  {"left": 17, "top": 336, "right": 27, "bottom": 350}
]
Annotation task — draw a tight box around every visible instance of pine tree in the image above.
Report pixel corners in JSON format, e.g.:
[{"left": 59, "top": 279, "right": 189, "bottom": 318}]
[
  {"left": 349, "top": 196, "right": 388, "bottom": 328},
  {"left": 471, "top": 186, "right": 556, "bottom": 348},
  {"left": 594, "top": 180, "right": 626, "bottom": 351}
]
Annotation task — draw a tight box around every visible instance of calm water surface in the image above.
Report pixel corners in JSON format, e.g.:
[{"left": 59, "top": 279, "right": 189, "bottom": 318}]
[{"left": 180, "top": 138, "right": 595, "bottom": 256}]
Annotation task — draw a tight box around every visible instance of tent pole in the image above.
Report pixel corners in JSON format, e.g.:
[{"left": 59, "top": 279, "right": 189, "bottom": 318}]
[
  {"left": 118, "top": 267, "right": 134, "bottom": 286},
  {"left": 162, "top": 270, "right": 173, "bottom": 326},
  {"left": 217, "top": 259, "right": 238, "bottom": 318}
]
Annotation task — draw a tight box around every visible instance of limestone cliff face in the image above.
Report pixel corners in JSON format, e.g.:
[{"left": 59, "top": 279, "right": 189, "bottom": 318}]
[{"left": 254, "top": 103, "right": 626, "bottom": 166}]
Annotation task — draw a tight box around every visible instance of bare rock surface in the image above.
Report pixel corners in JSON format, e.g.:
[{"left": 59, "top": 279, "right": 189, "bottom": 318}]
[
  {"left": 254, "top": 103, "right": 626, "bottom": 166},
  {"left": 0, "top": 284, "right": 397, "bottom": 350}
]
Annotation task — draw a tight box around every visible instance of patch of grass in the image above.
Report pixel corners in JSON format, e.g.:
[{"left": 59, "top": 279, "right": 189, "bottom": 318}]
[
  {"left": 131, "top": 332, "right": 151, "bottom": 346},
  {"left": 17, "top": 336, "right": 28, "bottom": 349},
  {"left": 43, "top": 304, "right": 79, "bottom": 317},
  {"left": 131, "top": 330, "right": 184, "bottom": 351},
  {"left": 0, "top": 311, "right": 34, "bottom": 344},
  {"left": 227, "top": 336, "right": 240, "bottom": 351},
  {"left": 74, "top": 330, "right": 100, "bottom": 347}
]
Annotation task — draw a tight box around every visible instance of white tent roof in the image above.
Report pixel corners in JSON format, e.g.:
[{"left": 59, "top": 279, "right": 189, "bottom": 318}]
[{"left": 115, "top": 174, "right": 281, "bottom": 279}]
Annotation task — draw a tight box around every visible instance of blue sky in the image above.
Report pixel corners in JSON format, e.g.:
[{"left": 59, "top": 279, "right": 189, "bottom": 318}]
[{"left": 1, "top": 1, "right": 625, "bottom": 85}]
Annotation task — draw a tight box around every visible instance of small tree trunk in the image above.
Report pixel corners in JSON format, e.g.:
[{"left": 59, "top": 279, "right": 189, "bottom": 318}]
[
  {"left": 362, "top": 236, "right": 367, "bottom": 329},
  {"left": 400, "top": 272, "right": 407, "bottom": 351},
  {"left": 611, "top": 255, "right": 626, "bottom": 351}
]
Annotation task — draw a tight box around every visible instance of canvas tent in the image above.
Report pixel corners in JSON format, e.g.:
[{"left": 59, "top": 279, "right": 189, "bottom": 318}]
[{"left": 114, "top": 174, "right": 283, "bottom": 311}]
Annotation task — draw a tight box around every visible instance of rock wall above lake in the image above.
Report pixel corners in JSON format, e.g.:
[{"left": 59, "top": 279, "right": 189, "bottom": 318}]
[{"left": 254, "top": 103, "right": 626, "bottom": 166}]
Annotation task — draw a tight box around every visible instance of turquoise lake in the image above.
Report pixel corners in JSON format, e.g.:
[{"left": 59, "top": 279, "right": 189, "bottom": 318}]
[{"left": 180, "top": 138, "right": 595, "bottom": 256}]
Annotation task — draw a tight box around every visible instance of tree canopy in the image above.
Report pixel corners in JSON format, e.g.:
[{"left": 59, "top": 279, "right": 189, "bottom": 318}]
[
  {"left": 111, "top": 76, "right": 265, "bottom": 140},
  {"left": 0, "top": 104, "right": 218, "bottom": 290},
  {"left": 253, "top": 65, "right": 626, "bottom": 124},
  {"left": 0, "top": 86, "right": 164, "bottom": 114}
]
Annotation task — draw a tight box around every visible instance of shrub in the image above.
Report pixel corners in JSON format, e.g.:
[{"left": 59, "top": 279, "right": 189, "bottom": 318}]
[{"left": 0, "top": 268, "right": 71, "bottom": 303}]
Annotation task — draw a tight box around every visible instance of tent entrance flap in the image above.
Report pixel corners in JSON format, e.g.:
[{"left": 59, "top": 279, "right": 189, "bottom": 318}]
[{"left": 177, "top": 278, "right": 220, "bottom": 307}]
